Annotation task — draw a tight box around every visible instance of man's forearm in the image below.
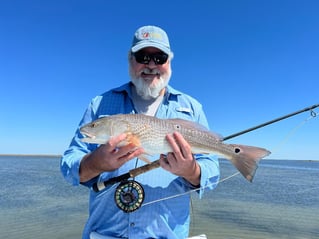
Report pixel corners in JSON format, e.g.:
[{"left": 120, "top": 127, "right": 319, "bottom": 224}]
[{"left": 79, "top": 153, "right": 101, "bottom": 183}]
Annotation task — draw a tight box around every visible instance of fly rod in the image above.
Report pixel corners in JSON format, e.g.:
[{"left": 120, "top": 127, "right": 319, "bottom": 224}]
[
  {"left": 92, "top": 103, "right": 319, "bottom": 192},
  {"left": 223, "top": 104, "right": 318, "bottom": 141}
]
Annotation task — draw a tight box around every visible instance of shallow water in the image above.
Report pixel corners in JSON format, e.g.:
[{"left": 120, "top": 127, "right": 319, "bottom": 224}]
[
  {"left": 190, "top": 160, "right": 319, "bottom": 239},
  {"left": 0, "top": 156, "right": 318, "bottom": 239},
  {"left": 0, "top": 156, "right": 88, "bottom": 239}
]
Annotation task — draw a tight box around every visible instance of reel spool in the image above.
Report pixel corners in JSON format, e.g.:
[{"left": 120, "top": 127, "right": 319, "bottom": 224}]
[{"left": 114, "top": 180, "right": 145, "bottom": 213}]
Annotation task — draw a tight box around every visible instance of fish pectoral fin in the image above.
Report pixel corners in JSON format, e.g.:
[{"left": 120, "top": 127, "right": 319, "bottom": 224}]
[
  {"left": 125, "top": 134, "right": 151, "bottom": 164},
  {"left": 126, "top": 134, "right": 141, "bottom": 147},
  {"left": 228, "top": 144, "right": 271, "bottom": 182}
]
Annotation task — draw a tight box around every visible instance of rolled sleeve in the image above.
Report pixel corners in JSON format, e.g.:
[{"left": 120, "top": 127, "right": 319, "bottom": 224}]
[
  {"left": 60, "top": 132, "right": 90, "bottom": 186},
  {"left": 196, "top": 154, "right": 220, "bottom": 197},
  {"left": 60, "top": 98, "right": 100, "bottom": 186}
]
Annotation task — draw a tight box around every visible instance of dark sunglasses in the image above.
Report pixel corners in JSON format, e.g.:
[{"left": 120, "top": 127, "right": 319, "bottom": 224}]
[{"left": 132, "top": 51, "right": 168, "bottom": 65}]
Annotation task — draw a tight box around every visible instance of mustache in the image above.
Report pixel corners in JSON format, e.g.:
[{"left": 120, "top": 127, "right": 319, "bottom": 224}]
[{"left": 140, "top": 68, "right": 161, "bottom": 75}]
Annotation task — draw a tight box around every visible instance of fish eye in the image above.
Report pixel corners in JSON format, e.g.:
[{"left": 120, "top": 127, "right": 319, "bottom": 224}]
[{"left": 174, "top": 124, "right": 181, "bottom": 130}]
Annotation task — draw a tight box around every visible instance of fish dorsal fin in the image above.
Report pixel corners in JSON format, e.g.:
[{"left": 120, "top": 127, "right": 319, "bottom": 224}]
[{"left": 168, "top": 118, "right": 223, "bottom": 141}]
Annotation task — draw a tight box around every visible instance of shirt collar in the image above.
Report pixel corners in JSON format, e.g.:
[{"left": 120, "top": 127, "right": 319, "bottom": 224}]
[{"left": 111, "top": 82, "right": 132, "bottom": 97}]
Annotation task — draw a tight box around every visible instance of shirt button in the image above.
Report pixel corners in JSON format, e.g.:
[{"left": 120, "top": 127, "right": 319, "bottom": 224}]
[{"left": 130, "top": 222, "right": 135, "bottom": 227}]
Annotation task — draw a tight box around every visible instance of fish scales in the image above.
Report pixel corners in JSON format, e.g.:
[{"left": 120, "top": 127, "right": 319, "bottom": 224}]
[
  {"left": 121, "top": 114, "right": 230, "bottom": 156},
  {"left": 112, "top": 114, "right": 220, "bottom": 155},
  {"left": 111, "top": 114, "right": 172, "bottom": 153}
]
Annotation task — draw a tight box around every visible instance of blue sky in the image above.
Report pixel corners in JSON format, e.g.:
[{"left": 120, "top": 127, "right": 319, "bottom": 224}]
[{"left": 1, "top": 0, "right": 318, "bottom": 160}]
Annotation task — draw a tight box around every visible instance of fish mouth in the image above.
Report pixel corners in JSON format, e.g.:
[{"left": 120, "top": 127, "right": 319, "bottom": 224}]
[{"left": 80, "top": 131, "right": 96, "bottom": 140}]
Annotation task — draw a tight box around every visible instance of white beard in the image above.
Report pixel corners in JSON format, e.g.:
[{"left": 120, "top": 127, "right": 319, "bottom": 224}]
[{"left": 130, "top": 68, "right": 171, "bottom": 100}]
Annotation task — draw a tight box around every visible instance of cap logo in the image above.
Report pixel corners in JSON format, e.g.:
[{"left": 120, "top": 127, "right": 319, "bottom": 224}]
[
  {"left": 141, "top": 32, "right": 163, "bottom": 41},
  {"left": 142, "top": 32, "right": 150, "bottom": 38}
]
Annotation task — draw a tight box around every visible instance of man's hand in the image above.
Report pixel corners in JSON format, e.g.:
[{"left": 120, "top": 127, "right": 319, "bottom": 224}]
[
  {"left": 159, "top": 132, "right": 201, "bottom": 186},
  {"left": 79, "top": 133, "right": 144, "bottom": 183}
]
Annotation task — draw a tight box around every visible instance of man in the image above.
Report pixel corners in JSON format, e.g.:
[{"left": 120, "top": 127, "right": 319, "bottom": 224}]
[{"left": 61, "top": 25, "right": 220, "bottom": 239}]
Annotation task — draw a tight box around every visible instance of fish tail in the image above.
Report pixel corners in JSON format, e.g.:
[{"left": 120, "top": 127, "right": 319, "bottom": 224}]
[{"left": 228, "top": 144, "right": 271, "bottom": 182}]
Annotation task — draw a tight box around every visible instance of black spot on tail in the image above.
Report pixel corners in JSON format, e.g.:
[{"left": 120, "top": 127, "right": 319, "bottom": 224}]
[{"left": 234, "top": 148, "right": 241, "bottom": 154}]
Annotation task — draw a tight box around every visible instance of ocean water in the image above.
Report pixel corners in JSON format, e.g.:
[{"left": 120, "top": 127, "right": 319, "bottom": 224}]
[
  {"left": 0, "top": 156, "right": 318, "bottom": 239},
  {"left": 190, "top": 159, "right": 319, "bottom": 239}
]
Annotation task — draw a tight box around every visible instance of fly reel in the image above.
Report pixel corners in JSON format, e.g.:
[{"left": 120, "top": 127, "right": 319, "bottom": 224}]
[{"left": 114, "top": 180, "right": 145, "bottom": 213}]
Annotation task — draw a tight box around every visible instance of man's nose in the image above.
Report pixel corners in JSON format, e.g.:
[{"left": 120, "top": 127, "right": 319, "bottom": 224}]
[{"left": 146, "top": 59, "right": 157, "bottom": 68}]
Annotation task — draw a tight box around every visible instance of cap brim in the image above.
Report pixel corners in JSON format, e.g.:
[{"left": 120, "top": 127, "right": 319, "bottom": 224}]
[{"left": 131, "top": 41, "right": 170, "bottom": 55}]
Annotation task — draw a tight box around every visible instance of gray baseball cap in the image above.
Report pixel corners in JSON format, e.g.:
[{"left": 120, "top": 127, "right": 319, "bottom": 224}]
[{"left": 131, "top": 25, "right": 171, "bottom": 54}]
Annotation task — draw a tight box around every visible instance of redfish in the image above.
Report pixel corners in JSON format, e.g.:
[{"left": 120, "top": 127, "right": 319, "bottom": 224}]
[{"left": 80, "top": 114, "right": 271, "bottom": 182}]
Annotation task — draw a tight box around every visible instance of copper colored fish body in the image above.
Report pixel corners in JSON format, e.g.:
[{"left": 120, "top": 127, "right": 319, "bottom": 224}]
[{"left": 80, "top": 114, "right": 271, "bottom": 182}]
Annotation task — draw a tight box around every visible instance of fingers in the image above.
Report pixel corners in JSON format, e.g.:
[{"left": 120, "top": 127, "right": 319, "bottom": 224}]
[
  {"left": 166, "top": 132, "right": 191, "bottom": 159},
  {"left": 118, "top": 146, "right": 144, "bottom": 162},
  {"left": 106, "top": 133, "right": 127, "bottom": 152},
  {"left": 106, "top": 133, "right": 144, "bottom": 163},
  {"left": 159, "top": 154, "right": 172, "bottom": 170}
]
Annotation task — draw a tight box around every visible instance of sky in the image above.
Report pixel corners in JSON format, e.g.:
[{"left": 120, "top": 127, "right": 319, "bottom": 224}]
[{"left": 0, "top": 0, "right": 318, "bottom": 160}]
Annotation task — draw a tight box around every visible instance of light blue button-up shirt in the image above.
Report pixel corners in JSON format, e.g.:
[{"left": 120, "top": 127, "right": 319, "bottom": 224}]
[{"left": 61, "top": 83, "right": 220, "bottom": 239}]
